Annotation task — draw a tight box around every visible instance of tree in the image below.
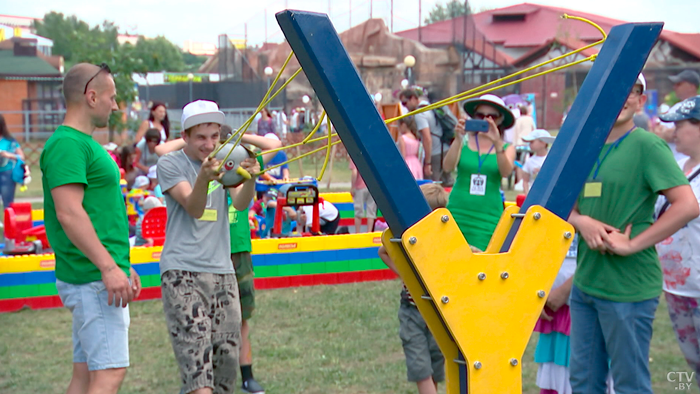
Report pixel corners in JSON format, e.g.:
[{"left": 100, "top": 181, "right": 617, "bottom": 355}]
[
  {"left": 34, "top": 12, "right": 148, "bottom": 139},
  {"left": 33, "top": 12, "right": 206, "bottom": 140},
  {"left": 424, "top": 0, "right": 470, "bottom": 25},
  {"left": 33, "top": 13, "right": 119, "bottom": 68},
  {"left": 182, "top": 52, "right": 208, "bottom": 73},
  {"left": 133, "top": 36, "right": 186, "bottom": 72}
]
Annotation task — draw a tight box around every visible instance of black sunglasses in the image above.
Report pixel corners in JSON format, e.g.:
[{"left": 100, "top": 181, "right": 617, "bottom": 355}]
[
  {"left": 474, "top": 112, "right": 500, "bottom": 120},
  {"left": 83, "top": 63, "right": 112, "bottom": 94}
]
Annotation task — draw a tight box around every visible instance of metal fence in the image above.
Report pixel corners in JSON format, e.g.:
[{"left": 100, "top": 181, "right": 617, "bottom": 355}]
[{"left": 1, "top": 106, "right": 285, "bottom": 167}]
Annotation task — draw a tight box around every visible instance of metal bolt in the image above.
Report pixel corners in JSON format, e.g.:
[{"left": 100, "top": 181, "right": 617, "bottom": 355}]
[
  {"left": 409, "top": 237, "right": 417, "bottom": 245},
  {"left": 478, "top": 272, "right": 486, "bottom": 280},
  {"left": 474, "top": 361, "right": 482, "bottom": 370},
  {"left": 564, "top": 231, "right": 573, "bottom": 239},
  {"left": 441, "top": 215, "right": 449, "bottom": 223},
  {"left": 500, "top": 272, "right": 509, "bottom": 279},
  {"left": 510, "top": 358, "right": 519, "bottom": 366},
  {"left": 537, "top": 290, "right": 546, "bottom": 298},
  {"left": 533, "top": 212, "right": 542, "bottom": 220},
  {"left": 441, "top": 296, "right": 449, "bottom": 304}
]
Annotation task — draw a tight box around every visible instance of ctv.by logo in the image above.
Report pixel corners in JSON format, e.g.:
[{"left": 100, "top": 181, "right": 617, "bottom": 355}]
[{"left": 668, "top": 372, "right": 695, "bottom": 390}]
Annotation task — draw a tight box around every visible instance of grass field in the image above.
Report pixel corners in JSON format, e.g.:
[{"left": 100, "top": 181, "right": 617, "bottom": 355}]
[{"left": 0, "top": 280, "right": 692, "bottom": 394}]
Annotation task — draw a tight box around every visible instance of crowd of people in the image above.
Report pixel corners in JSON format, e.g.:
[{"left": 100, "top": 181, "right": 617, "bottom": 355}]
[{"left": 35, "top": 60, "right": 700, "bottom": 394}]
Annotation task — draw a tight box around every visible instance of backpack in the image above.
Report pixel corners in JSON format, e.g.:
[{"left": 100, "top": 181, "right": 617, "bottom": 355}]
[{"left": 431, "top": 106, "right": 458, "bottom": 145}]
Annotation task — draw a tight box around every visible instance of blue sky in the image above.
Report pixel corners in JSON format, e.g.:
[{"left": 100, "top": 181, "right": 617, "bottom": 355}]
[{"left": 4, "top": 0, "right": 698, "bottom": 48}]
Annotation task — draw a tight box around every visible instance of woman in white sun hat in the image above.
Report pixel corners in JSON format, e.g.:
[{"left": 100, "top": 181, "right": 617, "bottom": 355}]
[{"left": 443, "top": 94, "right": 516, "bottom": 251}]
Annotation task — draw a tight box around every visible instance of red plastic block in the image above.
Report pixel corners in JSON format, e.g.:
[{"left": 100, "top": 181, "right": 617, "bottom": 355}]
[{"left": 139, "top": 286, "right": 162, "bottom": 301}]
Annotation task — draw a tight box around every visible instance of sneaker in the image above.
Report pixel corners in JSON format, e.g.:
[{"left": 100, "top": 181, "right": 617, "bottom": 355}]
[{"left": 241, "top": 377, "right": 265, "bottom": 394}]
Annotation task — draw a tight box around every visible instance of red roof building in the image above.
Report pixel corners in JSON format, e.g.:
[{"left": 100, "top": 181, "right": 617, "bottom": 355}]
[{"left": 396, "top": 3, "right": 700, "bottom": 129}]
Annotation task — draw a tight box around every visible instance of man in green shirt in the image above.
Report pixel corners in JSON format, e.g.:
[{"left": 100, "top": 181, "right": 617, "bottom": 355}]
[
  {"left": 567, "top": 75, "right": 699, "bottom": 393},
  {"left": 42, "top": 63, "right": 141, "bottom": 394}
]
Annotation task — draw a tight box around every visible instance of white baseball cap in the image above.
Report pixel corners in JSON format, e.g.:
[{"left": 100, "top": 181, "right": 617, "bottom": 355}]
[
  {"left": 143, "top": 196, "right": 163, "bottom": 211},
  {"left": 133, "top": 175, "right": 149, "bottom": 189},
  {"left": 522, "top": 129, "right": 555, "bottom": 144},
  {"left": 181, "top": 100, "right": 225, "bottom": 131},
  {"left": 636, "top": 73, "right": 646, "bottom": 92}
]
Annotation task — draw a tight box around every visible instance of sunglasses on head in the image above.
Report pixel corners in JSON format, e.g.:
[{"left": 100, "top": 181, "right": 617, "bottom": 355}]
[
  {"left": 83, "top": 63, "right": 111, "bottom": 94},
  {"left": 474, "top": 112, "right": 500, "bottom": 120}
]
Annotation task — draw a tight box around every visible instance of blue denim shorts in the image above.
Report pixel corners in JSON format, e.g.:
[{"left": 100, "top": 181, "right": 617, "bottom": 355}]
[{"left": 56, "top": 279, "right": 130, "bottom": 371}]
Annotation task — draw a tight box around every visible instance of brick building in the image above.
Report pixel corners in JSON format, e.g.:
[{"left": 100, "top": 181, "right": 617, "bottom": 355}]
[{"left": 0, "top": 34, "right": 63, "bottom": 139}]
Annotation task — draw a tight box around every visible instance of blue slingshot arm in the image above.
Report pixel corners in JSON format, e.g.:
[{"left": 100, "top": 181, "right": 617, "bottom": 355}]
[{"left": 276, "top": 10, "right": 431, "bottom": 236}]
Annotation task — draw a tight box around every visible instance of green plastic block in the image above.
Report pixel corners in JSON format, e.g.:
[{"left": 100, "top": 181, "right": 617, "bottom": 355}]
[
  {"left": 277, "top": 264, "right": 302, "bottom": 277},
  {"left": 339, "top": 210, "right": 355, "bottom": 219},
  {"left": 37, "top": 283, "right": 57, "bottom": 297},
  {"left": 325, "top": 260, "right": 349, "bottom": 273},
  {"left": 301, "top": 262, "right": 327, "bottom": 275},
  {"left": 9, "top": 284, "right": 38, "bottom": 299},
  {"left": 254, "top": 265, "right": 279, "bottom": 278}
]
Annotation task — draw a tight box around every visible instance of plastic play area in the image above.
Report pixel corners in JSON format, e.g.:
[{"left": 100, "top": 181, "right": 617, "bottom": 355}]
[{"left": 0, "top": 191, "right": 395, "bottom": 313}]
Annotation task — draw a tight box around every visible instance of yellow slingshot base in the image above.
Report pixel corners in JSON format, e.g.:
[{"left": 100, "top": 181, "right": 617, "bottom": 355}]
[{"left": 382, "top": 205, "right": 574, "bottom": 393}]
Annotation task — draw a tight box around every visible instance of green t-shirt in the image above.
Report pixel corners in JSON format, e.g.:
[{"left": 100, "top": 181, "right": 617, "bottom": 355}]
[
  {"left": 41, "top": 126, "right": 130, "bottom": 284},
  {"left": 446, "top": 138, "right": 508, "bottom": 251},
  {"left": 574, "top": 129, "right": 688, "bottom": 302},
  {"left": 228, "top": 192, "right": 253, "bottom": 254}
]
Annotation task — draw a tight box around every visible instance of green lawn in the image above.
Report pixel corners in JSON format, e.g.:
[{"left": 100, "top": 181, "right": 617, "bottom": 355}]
[{"left": 0, "top": 280, "right": 690, "bottom": 393}]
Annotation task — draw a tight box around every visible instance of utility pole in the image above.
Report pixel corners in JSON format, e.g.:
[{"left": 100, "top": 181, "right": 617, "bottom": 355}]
[
  {"left": 391, "top": 0, "right": 394, "bottom": 32},
  {"left": 418, "top": 0, "right": 422, "bottom": 42},
  {"left": 349, "top": 0, "right": 352, "bottom": 27},
  {"left": 264, "top": 8, "right": 267, "bottom": 44},
  {"left": 370, "top": 0, "right": 373, "bottom": 19}
]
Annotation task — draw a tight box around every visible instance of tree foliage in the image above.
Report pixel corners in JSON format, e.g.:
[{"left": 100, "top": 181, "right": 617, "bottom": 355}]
[
  {"left": 424, "top": 0, "right": 470, "bottom": 25},
  {"left": 32, "top": 12, "right": 198, "bottom": 137}
]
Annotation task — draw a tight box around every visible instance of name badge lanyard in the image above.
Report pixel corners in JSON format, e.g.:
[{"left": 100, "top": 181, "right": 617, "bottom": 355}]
[
  {"left": 591, "top": 127, "right": 634, "bottom": 180},
  {"left": 475, "top": 136, "right": 495, "bottom": 174},
  {"left": 182, "top": 151, "right": 212, "bottom": 208}
]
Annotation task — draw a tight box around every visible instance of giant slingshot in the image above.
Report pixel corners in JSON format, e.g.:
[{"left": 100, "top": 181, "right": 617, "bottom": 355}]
[{"left": 273, "top": 10, "right": 661, "bottom": 393}]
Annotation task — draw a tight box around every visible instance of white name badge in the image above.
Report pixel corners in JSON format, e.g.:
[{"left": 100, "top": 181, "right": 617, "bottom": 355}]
[{"left": 470, "top": 174, "right": 487, "bottom": 196}]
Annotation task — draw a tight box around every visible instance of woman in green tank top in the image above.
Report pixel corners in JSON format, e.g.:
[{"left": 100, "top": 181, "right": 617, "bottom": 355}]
[{"left": 443, "top": 94, "right": 516, "bottom": 251}]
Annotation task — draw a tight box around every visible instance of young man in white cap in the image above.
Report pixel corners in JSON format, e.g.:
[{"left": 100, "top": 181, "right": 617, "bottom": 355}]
[
  {"left": 567, "top": 74, "right": 699, "bottom": 393},
  {"left": 157, "top": 100, "right": 260, "bottom": 394},
  {"left": 520, "top": 129, "right": 555, "bottom": 194}
]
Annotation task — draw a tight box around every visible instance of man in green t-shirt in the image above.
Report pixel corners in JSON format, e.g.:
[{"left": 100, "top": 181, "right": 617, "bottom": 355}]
[
  {"left": 567, "top": 75, "right": 699, "bottom": 393},
  {"left": 41, "top": 63, "right": 142, "bottom": 394}
]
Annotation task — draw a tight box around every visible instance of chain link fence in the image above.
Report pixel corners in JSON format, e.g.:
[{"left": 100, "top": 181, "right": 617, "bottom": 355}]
[{"left": 1, "top": 107, "right": 286, "bottom": 167}]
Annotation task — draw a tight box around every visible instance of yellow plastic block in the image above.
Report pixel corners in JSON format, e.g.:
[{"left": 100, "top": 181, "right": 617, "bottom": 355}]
[
  {"left": 318, "top": 192, "right": 353, "bottom": 204},
  {"left": 0, "top": 253, "right": 56, "bottom": 274},
  {"left": 130, "top": 246, "right": 163, "bottom": 264},
  {"left": 252, "top": 232, "right": 382, "bottom": 255},
  {"left": 399, "top": 206, "right": 573, "bottom": 394},
  {"left": 32, "top": 209, "right": 44, "bottom": 221}
]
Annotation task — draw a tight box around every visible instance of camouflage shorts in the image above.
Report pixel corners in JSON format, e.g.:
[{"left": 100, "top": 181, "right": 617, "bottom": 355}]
[
  {"left": 232, "top": 252, "right": 256, "bottom": 320},
  {"left": 161, "top": 270, "right": 242, "bottom": 394}
]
